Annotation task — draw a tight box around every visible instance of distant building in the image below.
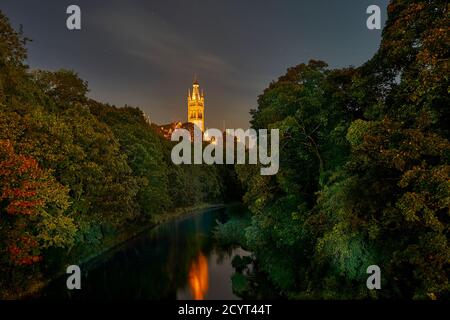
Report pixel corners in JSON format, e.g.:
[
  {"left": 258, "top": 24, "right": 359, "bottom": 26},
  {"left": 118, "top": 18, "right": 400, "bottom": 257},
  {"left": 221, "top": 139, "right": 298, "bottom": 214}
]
[
  {"left": 187, "top": 77, "right": 205, "bottom": 133},
  {"left": 158, "top": 121, "right": 195, "bottom": 140},
  {"left": 157, "top": 77, "right": 206, "bottom": 140}
]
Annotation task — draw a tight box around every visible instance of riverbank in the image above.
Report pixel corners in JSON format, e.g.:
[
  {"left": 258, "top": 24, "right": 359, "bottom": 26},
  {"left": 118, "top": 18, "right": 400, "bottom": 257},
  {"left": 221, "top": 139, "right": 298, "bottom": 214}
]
[
  {"left": 37, "top": 203, "right": 248, "bottom": 299},
  {"left": 2, "top": 202, "right": 225, "bottom": 300},
  {"left": 152, "top": 203, "right": 226, "bottom": 225},
  {"left": 71, "top": 203, "right": 227, "bottom": 271}
]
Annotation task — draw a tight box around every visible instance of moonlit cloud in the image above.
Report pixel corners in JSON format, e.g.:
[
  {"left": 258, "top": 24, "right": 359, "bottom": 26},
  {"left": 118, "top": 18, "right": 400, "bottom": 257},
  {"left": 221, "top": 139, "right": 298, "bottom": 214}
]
[{"left": 93, "top": 6, "right": 233, "bottom": 73}]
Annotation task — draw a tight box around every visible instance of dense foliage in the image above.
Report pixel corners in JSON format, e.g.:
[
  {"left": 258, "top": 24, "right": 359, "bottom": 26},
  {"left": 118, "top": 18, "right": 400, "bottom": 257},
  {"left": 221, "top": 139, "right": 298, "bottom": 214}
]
[
  {"left": 234, "top": 0, "right": 449, "bottom": 299},
  {"left": 0, "top": 10, "right": 231, "bottom": 298},
  {"left": 0, "top": 0, "right": 448, "bottom": 300}
]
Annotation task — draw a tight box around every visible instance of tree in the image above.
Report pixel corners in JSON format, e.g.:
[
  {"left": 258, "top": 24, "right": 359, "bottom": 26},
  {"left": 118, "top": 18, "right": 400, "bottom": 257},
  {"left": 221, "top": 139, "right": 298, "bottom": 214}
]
[
  {"left": 316, "top": 0, "right": 450, "bottom": 298},
  {"left": 235, "top": 0, "right": 449, "bottom": 299},
  {"left": 0, "top": 140, "right": 76, "bottom": 266}
]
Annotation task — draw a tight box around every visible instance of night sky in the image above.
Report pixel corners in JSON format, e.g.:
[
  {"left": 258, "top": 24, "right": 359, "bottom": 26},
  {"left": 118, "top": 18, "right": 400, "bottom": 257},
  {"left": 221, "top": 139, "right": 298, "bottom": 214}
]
[{"left": 1, "top": 0, "right": 388, "bottom": 129}]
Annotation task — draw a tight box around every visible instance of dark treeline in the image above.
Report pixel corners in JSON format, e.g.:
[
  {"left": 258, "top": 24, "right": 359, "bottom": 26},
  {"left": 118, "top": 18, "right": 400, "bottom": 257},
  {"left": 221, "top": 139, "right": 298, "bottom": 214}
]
[
  {"left": 229, "top": 0, "right": 449, "bottom": 299},
  {"left": 0, "top": 11, "right": 237, "bottom": 298}
]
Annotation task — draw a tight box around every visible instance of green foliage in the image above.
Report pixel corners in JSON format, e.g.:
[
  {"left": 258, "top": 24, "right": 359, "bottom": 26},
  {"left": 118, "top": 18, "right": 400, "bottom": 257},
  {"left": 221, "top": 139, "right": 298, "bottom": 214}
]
[
  {"left": 1, "top": 0, "right": 448, "bottom": 299},
  {"left": 236, "top": 0, "right": 449, "bottom": 299},
  {"left": 0, "top": 140, "right": 77, "bottom": 272},
  {"left": 89, "top": 102, "right": 172, "bottom": 216},
  {"left": 0, "top": 9, "right": 233, "bottom": 297},
  {"left": 231, "top": 255, "right": 253, "bottom": 272},
  {"left": 213, "top": 215, "right": 251, "bottom": 247},
  {"left": 346, "top": 120, "right": 374, "bottom": 147},
  {"left": 231, "top": 272, "right": 250, "bottom": 296}
]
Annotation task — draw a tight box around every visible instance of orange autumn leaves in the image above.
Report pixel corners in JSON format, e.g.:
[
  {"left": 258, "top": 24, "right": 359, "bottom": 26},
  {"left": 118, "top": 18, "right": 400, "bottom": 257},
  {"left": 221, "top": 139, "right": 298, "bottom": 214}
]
[
  {"left": 1, "top": 140, "right": 50, "bottom": 216},
  {"left": 0, "top": 140, "right": 73, "bottom": 265},
  {"left": 8, "top": 236, "right": 42, "bottom": 266}
]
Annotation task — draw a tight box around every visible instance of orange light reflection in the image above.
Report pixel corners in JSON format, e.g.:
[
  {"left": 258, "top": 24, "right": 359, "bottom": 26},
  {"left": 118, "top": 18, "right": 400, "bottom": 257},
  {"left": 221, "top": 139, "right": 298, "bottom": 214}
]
[{"left": 188, "top": 252, "right": 209, "bottom": 300}]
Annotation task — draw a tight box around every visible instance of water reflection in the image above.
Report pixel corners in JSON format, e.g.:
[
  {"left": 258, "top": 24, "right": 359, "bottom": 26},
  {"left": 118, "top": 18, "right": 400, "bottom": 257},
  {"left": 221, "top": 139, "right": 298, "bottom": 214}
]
[
  {"left": 38, "top": 205, "right": 250, "bottom": 300},
  {"left": 188, "top": 252, "right": 208, "bottom": 300}
]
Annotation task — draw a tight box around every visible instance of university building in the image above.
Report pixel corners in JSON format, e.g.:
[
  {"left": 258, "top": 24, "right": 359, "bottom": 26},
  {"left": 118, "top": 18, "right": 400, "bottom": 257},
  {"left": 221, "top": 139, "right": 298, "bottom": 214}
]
[{"left": 158, "top": 78, "right": 206, "bottom": 140}]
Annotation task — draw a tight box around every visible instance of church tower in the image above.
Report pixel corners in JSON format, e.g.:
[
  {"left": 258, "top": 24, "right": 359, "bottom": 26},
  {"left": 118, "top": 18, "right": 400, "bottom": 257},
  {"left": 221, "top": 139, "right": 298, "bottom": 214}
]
[{"left": 188, "top": 77, "right": 205, "bottom": 132}]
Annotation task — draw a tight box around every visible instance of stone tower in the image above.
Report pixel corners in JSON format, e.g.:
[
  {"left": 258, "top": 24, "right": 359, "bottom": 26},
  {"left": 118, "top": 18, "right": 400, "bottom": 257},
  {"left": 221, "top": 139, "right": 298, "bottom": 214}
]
[{"left": 187, "top": 77, "right": 205, "bottom": 132}]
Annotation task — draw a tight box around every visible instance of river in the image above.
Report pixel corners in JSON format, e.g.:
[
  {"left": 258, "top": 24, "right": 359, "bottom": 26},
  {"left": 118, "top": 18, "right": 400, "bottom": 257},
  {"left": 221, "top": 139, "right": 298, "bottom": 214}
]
[{"left": 38, "top": 204, "right": 251, "bottom": 300}]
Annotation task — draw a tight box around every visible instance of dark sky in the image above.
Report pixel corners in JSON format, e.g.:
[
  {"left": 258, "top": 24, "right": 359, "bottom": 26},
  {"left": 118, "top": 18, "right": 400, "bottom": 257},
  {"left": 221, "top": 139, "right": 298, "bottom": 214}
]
[{"left": 1, "top": 0, "right": 388, "bottom": 129}]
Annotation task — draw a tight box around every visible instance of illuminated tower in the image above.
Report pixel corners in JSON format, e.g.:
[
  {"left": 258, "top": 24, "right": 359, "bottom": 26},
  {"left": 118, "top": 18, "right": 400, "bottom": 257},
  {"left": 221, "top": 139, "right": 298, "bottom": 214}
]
[{"left": 188, "top": 77, "right": 205, "bottom": 132}]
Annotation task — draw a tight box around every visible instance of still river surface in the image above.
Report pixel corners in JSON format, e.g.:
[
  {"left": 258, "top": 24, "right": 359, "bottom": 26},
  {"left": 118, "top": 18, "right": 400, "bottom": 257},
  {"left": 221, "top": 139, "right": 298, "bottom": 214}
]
[{"left": 38, "top": 205, "right": 250, "bottom": 299}]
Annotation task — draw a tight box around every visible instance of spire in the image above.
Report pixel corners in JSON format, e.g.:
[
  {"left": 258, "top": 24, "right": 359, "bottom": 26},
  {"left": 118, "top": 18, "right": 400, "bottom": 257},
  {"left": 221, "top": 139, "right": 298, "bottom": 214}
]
[
  {"left": 191, "top": 75, "right": 201, "bottom": 101},
  {"left": 193, "top": 73, "right": 198, "bottom": 85}
]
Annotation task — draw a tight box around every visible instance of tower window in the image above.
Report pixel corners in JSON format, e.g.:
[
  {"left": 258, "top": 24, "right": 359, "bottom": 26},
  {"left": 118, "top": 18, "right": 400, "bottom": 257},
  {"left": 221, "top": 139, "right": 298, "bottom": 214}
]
[{"left": 198, "top": 111, "right": 202, "bottom": 119}]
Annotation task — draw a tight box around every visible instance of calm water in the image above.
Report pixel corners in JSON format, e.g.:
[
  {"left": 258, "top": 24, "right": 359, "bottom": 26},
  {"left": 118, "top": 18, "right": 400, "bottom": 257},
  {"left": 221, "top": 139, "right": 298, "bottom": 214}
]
[{"left": 38, "top": 205, "right": 250, "bottom": 299}]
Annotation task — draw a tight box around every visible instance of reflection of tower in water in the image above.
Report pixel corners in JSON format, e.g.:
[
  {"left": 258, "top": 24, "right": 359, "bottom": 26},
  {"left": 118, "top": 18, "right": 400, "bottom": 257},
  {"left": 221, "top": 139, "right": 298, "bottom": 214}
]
[{"left": 188, "top": 252, "right": 209, "bottom": 300}]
